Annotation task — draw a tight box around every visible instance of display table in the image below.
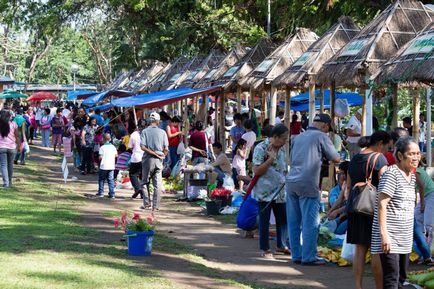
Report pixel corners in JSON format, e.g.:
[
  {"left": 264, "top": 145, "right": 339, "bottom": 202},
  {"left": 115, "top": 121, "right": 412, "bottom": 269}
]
[{"left": 183, "top": 166, "right": 213, "bottom": 199}]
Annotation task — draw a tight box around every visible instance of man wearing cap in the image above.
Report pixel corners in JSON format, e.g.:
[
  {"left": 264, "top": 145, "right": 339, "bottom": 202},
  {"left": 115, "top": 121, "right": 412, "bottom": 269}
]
[
  {"left": 286, "top": 113, "right": 340, "bottom": 265},
  {"left": 140, "top": 112, "right": 169, "bottom": 211},
  {"left": 346, "top": 108, "right": 362, "bottom": 159}
]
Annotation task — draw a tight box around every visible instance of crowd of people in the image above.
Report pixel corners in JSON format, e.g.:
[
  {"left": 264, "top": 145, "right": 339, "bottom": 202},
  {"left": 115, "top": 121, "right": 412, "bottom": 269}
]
[{"left": 0, "top": 99, "right": 432, "bottom": 289}]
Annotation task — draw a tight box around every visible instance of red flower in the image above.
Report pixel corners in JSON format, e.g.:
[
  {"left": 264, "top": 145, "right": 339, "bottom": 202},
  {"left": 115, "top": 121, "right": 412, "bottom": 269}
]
[
  {"left": 114, "top": 218, "right": 120, "bottom": 228},
  {"left": 146, "top": 217, "right": 153, "bottom": 225},
  {"left": 132, "top": 212, "right": 141, "bottom": 221}
]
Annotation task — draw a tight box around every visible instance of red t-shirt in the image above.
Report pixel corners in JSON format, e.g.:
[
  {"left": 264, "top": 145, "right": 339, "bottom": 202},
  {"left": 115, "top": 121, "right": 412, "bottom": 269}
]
[
  {"left": 290, "top": 121, "right": 301, "bottom": 135},
  {"left": 168, "top": 124, "right": 181, "bottom": 147},
  {"left": 385, "top": 151, "right": 396, "bottom": 166},
  {"left": 189, "top": 131, "right": 207, "bottom": 158}
]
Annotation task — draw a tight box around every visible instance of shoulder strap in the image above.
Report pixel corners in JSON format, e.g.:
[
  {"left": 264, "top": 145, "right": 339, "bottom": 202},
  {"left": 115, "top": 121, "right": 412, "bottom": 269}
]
[{"left": 366, "top": 152, "right": 381, "bottom": 182}]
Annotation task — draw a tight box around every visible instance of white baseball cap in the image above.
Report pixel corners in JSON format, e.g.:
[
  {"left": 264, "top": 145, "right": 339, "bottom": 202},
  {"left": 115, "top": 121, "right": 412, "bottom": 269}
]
[{"left": 150, "top": 112, "right": 160, "bottom": 121}]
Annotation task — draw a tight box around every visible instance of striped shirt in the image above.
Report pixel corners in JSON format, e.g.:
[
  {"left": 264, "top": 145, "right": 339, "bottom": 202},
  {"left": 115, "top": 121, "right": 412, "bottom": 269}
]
[{"left": 371, "top": 165, "right": 416, "bottom": 254}]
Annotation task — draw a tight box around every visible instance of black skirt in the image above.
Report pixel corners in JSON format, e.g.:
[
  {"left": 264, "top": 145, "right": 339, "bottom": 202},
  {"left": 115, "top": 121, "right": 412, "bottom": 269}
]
[{"left": 347, "top": 212, "right": 373, "bottom": 246}]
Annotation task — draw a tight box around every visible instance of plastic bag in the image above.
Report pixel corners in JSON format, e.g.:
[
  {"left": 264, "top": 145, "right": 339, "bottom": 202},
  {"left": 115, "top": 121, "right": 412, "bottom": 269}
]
[
  {"left": 177, "top": 142, "right": 186, "bottom": 155},
  {"left": 171, "top": 160, "right": 182, "bottom": 178},
  {"left": 334, "top": 99, "right": 350, "bottom": 118},
  {"left": 222, "top": 175, "right": 235, "bottom": 190},
  {"left": 341, "top": 234, "right": 355, "bottom": 262},
  {"left": 219, "top": 206, "right": 239, "bottom": 215},
  {"left": 184, "top": 147, "right": 192, "bottom": 160},
  {"left": 321, "top": 218, "right": 338, "bottom": 233}
]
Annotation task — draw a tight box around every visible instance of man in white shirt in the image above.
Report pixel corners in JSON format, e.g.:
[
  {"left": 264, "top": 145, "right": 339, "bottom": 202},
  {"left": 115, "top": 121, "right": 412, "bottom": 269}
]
[
  {"left": 346, "top": 108, "right": 362, "bottom": 159},
  {"left": 128, "top": 123, "right": 144, "bottom": 198},
  {"left": 96, "top": 133, "right": 118, "bottom": 199}
]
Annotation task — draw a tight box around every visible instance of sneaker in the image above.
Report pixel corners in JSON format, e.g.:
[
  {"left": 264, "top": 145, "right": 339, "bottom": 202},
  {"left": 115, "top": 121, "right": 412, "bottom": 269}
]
[
  {"left": 140, "top": 204, "right": 151, "bottom": 210},
  {"left": 95, "top": 194, "right": 104, "bottom": 198},
  {"left": 108, "top": 196, "right": 115, "bottom": 200}
]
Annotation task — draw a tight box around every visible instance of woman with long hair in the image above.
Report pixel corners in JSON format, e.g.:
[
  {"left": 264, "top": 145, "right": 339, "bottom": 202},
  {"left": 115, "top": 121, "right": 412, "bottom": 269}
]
[
  {"left": 0, "top": 110, "right": 21, "bottom": 188},
  {"left": 347, "top": 131, "right": 392, "bottom": 289}
]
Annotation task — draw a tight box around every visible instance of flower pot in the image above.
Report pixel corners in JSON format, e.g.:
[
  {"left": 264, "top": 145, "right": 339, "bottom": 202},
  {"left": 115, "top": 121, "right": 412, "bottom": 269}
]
[
  {"left": 216, "top": 195, "right": 232, "bottom": 207},
  {"left": 205, "top": 199, "right": 222, "bottom": 215},
  {"left": 126, "top": 230, "right": 154, "bottom": 256}
]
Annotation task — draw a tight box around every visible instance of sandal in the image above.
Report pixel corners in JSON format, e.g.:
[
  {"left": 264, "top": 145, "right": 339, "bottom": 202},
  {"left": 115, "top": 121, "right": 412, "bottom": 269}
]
[
  {"left": 261, "top": 250, "right": 274, "bottom": 259},
  {"left": 275, "top": 247, "right": 291, "bottom": 255}
]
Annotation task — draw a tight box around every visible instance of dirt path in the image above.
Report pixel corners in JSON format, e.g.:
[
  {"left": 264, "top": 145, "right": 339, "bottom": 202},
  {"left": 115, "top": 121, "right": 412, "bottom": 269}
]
[{"left": 28, "top": 143, "right": 387, "bottom": 289}]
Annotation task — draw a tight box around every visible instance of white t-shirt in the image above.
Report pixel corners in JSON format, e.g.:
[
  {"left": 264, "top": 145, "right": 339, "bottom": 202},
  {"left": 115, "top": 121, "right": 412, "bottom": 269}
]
[
  {"left": 128, "top": 131, "right": 144, "bottom": 163},
  {"left": 346, "top": 115, "right": 361, "bottom": 143},
  {"left": 99, "top": 143, "right": 117, "bottom": 170},
  {"left": 242, "top": 130, "right": 256, "bottom": 155},
  {"left": 275, "top": 117, "right": 282, "bottom": 124}
]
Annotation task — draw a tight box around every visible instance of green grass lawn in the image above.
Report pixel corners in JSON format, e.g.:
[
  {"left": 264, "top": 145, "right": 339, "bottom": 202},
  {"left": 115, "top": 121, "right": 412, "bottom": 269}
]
[{"left": 0, "top": 164, "right": 177, "bottom": 289}]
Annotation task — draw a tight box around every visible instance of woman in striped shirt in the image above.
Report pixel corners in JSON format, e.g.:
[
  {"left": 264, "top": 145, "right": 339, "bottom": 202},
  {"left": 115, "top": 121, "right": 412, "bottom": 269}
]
[{"left": 371, "top": 137, "right": 421, "bottom": 289}]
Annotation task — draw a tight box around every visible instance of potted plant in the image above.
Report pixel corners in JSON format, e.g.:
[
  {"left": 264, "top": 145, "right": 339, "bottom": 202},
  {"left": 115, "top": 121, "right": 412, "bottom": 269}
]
[
  {"left": 114, "top": 211, "right": 156, "bottom": 256},
  {"left": 204, "top": 196, "right": 222, "bottom": 215},
  {"left": 210, "top": 188, "right": 233, "bottom": 207}
]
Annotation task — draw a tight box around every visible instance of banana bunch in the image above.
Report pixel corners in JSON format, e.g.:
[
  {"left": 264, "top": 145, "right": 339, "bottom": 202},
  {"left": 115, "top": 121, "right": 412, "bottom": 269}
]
[{"left": 317, "top": 246, "right": 351, "bottom": 267}]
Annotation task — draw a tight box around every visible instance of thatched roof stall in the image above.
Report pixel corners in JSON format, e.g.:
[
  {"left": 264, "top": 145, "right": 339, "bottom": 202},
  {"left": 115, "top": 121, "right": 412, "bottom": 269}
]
[
  {"left": 274, "top": 17, "right": 360, "bottom": 88},
  {"left": 239, "top": 28, "right": 318, "bottom": 91},
  {"left": 131, "top": 61, "right": 167, "bottom": 93},
  {"left": 239, "top": 28, "right": 318, "bottom": 125},
  {"left": 106, "top": 70, "right": 135, "bottom": 90},
  {"left": 148, "top": 56, "right": 190, "bottom": 92},
  {"left": 317, "top": 0, "right": 434, "bottom": 135},
  {"left": 273, "top": 16, "right": 360, "bottom": 125},
  {"left": 158, "top": 55, "right": 206, "bottom": 91},
  {"left": 177, "top": 48, "right": 227, "bottom": 88},
  {"left": 375, "top": 21, "right": 434, "bottom": 86},
  {"left": 213, "top": 38, "right": 277, "bottom": 92},
  {"left": 375, "top": 20, "right": 434, "bottom": 165},
  {"left": 195, "top": 44, "right": 247, "bottom": 89}
]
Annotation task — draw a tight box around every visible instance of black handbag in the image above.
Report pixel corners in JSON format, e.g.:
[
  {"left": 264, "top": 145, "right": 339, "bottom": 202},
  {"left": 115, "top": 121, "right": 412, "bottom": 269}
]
[{"left": 347, "top": 153, "right": 380, "bottom": 216}]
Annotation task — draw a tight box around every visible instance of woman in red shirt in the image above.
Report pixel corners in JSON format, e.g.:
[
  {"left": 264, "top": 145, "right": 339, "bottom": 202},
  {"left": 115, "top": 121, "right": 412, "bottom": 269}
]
[
  {"left": 166, "top": 116, "right": 183, "bottom": 170},
  {"left": 290, "top": 113, "right": 302, "bottom": 138}
]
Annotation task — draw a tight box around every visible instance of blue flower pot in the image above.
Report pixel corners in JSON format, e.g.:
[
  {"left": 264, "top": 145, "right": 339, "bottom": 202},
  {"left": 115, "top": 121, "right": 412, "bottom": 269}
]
[{"left": 126, "top": 230, "right": 154, "bottom": 256}]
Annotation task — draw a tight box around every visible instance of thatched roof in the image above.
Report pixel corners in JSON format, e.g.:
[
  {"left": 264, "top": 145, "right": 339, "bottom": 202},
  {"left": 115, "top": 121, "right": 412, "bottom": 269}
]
[
  {"left": 375, "top": 21, "right": 434, "bottom": 86},
  {"left": 106, "top": 70, "right": 135, "bottom": 90},
  {"left": 148, "top": 56, "right": 190, "bottom": 92},
  {"left": 239, "top": 28, "right": 319, "bottom": 90},
  {"left": 274, "top": 16, "right": 360, "bottom": 88},
  {"left": 213, "top": 38, "right": 277, "bottom": 91},
  {"left": 177, "top": 48, "right": 227, "bottom": 88},
  {"left": 317, "top": 0, "right": 434, "bottom": 88},
  {"left": 131, "top": 61, "right": 167, "bottom": 93},
  {"left": 157, "top": 55, "right": 206, "bottom": 91},
  {"left": 195, "top": 44, "right": 247, "bottom": 89}
]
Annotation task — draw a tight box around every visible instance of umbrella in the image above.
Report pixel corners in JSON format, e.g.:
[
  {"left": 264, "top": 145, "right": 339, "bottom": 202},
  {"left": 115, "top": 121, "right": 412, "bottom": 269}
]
[
  {"left": 27, "top": 92, "right": 58, "bottom": 102},
  {"left": 0, "top": 89, "right": 27, "bottom": 99}
]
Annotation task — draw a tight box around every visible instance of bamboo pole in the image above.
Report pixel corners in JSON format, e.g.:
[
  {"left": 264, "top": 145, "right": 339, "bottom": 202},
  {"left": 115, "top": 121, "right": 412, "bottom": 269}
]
[
  {"left": 249, "top": 88, "right": 254, "bottom": 118},
  {"left": 365, "top": 75, "right": 373, "bottom": 136},
  {"left": 320, "top": 86, "right": 325, "bottom": 113},
  {"left": 329, "top": 81, "right": 336, "bottom": 188},
  {"left": 219, "top": 92, "right": 226, "bottom": 152},
  {"left": 261, "top": 90, "right": 266, "bottom": 123},
  {"left": 361, "top": 88, "right": 367, "bottom": 136},
  {"left": 412, "top": 89, "right": 420, "bottom": 142},
  {"left": 236, "top": 86, "right": 242, "bottom": 114},
  {"left": 285, "top": 86, "right": 291, "bottom": 165},
  {"left": 204, "top": 94, "right": 209, "bottom": 127},
  {"left": 270, "top": 86, "right": 278, "bottom": 125},
  {"left": 133, "top": 106, "right": 138, "bottom": 126},
  {"left": 214, "top": 94, "right": 220, "bottom": 144},
  {"left": 391, "top": 84, "right": 399, "bottom": 129},
  {"left": 308, "top": 82, "right": 316, "bottom": 126}
]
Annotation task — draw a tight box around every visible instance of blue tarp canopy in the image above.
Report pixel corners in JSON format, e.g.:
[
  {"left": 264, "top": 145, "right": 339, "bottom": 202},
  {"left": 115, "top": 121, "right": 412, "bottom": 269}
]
[
  {"left": 82, "top": 90, "right": 132, "bottom": 106},
  {"left": 112, "top": 86, "right": 222, "bottom": 109},
  {"left": 67, "top": 90, "right": 99, "bottom": 101},
  {"left": 85, "top": 103, "right": 114, "bottom": 113},
  {"left": 287, "top": 89, "right": 363, "bottom": 111}
]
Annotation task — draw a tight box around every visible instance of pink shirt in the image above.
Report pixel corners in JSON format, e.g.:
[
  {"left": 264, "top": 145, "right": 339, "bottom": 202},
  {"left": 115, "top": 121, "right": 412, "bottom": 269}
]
[{"left": 0, "top": 122, "right": 18, "bottom": 150}]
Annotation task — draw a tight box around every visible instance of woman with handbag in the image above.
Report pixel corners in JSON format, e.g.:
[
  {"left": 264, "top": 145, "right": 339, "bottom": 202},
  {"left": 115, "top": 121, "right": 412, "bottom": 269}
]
[
  {"left": 346, "top": 131, "right": 391, "bottom": 289},
  {"left": 371, "top": 137, "right": 420, "bottom": 288}
]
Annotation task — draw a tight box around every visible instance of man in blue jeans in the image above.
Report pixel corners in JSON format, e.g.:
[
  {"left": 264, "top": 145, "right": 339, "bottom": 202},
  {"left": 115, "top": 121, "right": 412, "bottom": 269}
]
[{"left": 286, "top": 113, "right": 340, "bottom": 265}]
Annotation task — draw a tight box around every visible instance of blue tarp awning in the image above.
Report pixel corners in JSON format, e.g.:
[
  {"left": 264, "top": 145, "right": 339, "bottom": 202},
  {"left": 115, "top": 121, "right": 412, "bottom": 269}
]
[
  {"left": 85, "top": 103, "right": 114, "bottom": 113},
  {"left": 67, "top": 90, "right": 99, "bottom": 101},
  {"left": 285, "top": 89, "right": 363, "bottom": 111},
  {"left": 82, "top": 90, "right": 132, "bottom": 106},
  {"left": 112, "top": 86, "right": 222, "bottom": 109}
]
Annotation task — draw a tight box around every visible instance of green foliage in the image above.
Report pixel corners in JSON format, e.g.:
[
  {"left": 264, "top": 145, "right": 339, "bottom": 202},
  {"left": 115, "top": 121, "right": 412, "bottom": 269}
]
[{"left": 126, "top": 218, "right": 155, "bottom": 232}]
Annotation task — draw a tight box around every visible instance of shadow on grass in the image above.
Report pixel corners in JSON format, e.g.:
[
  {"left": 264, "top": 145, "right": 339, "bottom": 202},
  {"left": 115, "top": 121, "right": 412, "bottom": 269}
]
[{"left": 24, "top": 272, "right": 85, "bottom": 283}]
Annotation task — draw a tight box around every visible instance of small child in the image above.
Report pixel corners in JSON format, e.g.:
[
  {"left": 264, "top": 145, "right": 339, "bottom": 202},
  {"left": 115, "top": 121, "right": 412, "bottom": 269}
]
[
  {"left": 96, "top": 133, "right": 118, "bottom": 199},
  {"left": 51, "top": 108, "right": 65, "bottom": 153},
  {"left": 114, "top": 144, "right": 132, "bottom": 181},
  {"left": 232, "top": 139, "right": 247, "bottom": 190}
]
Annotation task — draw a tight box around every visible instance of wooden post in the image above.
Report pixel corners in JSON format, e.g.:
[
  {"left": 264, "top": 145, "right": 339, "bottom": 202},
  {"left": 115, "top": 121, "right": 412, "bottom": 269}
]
[
  {"left": 361, "top": 87, "right": 367, "bottom": 136},
  {"left": 214, "top": 94, "right": 220, "bottom": 144},
  {"left": 133, "top": 106, "right": 138, "bottom": 126},
  {"left": 308, "top": 82, "right": 316, "bottom": 126},
  {"left": 365, "top": 75, "right": 373, "bottom": 136},
  {"left": 270, "top": 86, "right": 278, "bottom": 125},
  {"left": 182, "top": 98, "right": 188, "bottom": 146},
  {"left": 177, "top": 100, "right": 182, "bottom": 116},
  {"left": 193, "top": 96, "right": 198, "bottom": 115},
  {"left": 204, "top": 94, "right": 209, "bottom": 127},
  {"left": 219, "top": 92, "right": 226, "bottom": 152},
  {"left": 391, "top": 84, "right": 399, "bottom": 129},
  {"left": 412, "top": 89, "right": 420, "bottom": 142},
  {"left": 319, "top": 86, "right": 325, "bottom": 113},
  {"left": 285, "top": 86, "right": 291, "bottom": 165},
  {"left": 329, "top": 81, "right": 337, "bottom": 188},
  {"left": 427, "top": 87, "right": 432, "bottom": 167},
  {"left": 261, "top": 90, "right": 266, "bottom": 124},
  {"left": 249, "top": 88, "right": 254, "bottom": 118},
  {"left": 236, "top": 86, "right": 242, "bottom": 114}
]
